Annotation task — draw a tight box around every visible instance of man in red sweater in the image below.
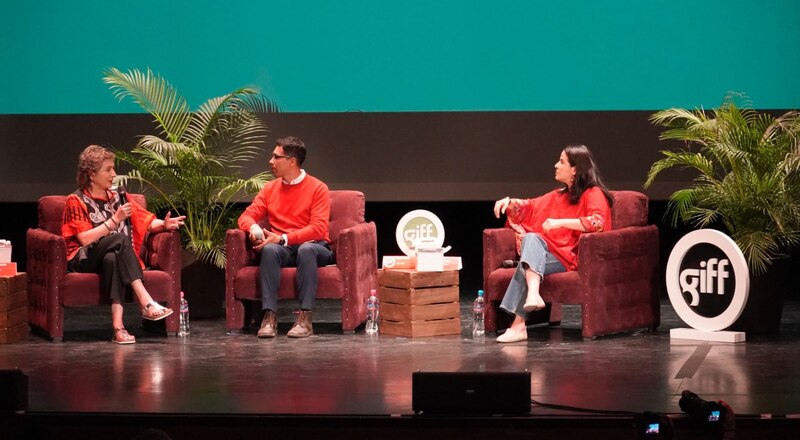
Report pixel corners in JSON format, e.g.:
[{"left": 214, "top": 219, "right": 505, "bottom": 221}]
[{"left": 238, "top": 136, "right": 333, "bottom": 338}]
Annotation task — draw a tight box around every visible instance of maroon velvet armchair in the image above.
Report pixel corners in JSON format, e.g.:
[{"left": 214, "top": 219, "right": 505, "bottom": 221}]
[
  {"left": 26, "top": 194, "right": 182, "bottom": 341},
  {"left": 483, "top": 190, "right": 660, "bottom": 338},
  {"left": 225, "top": 190, "right": 378, "bottom": 333}
]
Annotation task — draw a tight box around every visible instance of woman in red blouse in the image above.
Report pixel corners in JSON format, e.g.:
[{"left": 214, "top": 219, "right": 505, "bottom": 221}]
[
  {"left": 62, "top": 145, "right": 186, "bottom": 344},
  {"left": 493, "top": 144, "right": 614, "bottom": 343}
]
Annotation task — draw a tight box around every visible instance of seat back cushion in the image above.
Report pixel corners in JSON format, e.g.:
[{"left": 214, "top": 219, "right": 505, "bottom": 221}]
[
  {"left": 328, "top": 190, "right": 365, "bottom": 250},
  {"left": 609, "top": 191, "right": 648, "bottom": 229}
]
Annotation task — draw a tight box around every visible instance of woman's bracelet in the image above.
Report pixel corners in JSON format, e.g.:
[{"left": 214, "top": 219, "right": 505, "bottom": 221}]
[
  {"left": 104, "top": 221, "right": 112, "bottom": 232},
  {"left": 109, "top": 217, "right": 118, "bottom": 227}
]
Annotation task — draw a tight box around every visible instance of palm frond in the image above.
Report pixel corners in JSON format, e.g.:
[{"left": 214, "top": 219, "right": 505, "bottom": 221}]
[
  {"left": 103, "top": 67, "right": 192, "bottom": 142},
  {"left": 644, "top": 151, "right": 715, "bottom": 188},
  {"left": 646, "top": 92, "right": 800, "bottom": 273},
  {"left": 104, "top": 67, "right": 277, "bottom": 268}
]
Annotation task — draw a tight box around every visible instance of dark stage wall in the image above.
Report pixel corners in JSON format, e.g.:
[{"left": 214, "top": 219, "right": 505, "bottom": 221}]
[{"left": 0, "top": 111, "right": 686, "bottom": 203}]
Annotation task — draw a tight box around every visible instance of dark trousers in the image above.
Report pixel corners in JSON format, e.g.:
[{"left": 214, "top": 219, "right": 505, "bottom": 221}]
[
  {"left": 67, "top": 233, "right": 143, "bottom": 303},
  {"left": 258, "top": 240, "right": 334, "bottom": 311}
]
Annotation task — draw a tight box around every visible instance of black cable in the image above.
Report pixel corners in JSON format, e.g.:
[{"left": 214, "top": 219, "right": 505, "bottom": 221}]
[{"left": 531, "top": 398, "right": 658, "bottom": 416}]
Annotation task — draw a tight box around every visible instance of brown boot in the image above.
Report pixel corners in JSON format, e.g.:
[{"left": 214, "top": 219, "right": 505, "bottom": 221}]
[
  {"left": 257, "top": 310, "right": 277, "bottom": 338},
  {"left": 287, "top": 310, "right": 313, "bottom": 338}
]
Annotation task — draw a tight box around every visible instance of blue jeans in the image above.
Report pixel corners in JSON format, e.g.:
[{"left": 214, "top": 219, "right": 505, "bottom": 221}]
[
  {"left": 499, "top": 233, "right": 566, "bottom": 318},
  {"left": 258, "top": 240, "right": 334, "bottom": 311}
]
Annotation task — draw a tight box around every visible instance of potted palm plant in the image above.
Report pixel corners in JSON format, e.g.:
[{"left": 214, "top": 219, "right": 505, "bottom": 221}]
[
  {"left": 644, "top": 93, "right": 800, "bottom": 332},
  {"left": 103, "top": 67, "right": 277, "bottom": 317}
]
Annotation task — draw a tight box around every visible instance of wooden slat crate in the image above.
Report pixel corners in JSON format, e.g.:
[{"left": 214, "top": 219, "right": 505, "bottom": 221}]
[
  {"left": 1, "top": 273, "right": 28, "bottom": 344},
  {"left": 0, "top": 323, "right": 28, "bottom": 344},
  {"left": 378, "top": 269, "right": 461, "bottom": 337}
]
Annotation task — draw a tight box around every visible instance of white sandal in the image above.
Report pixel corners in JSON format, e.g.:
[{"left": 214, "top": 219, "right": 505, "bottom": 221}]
[{"left": 141, "top": 301, "right": 174, "bottom": 321}]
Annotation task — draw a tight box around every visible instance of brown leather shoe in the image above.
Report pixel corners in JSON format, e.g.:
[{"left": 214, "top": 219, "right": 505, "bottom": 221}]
[
  {"left": 257, "top": 310, "right": 277, "bottom": 338},
  {"left": 287, "top": 310, "right": 313, "bottom": 338}
]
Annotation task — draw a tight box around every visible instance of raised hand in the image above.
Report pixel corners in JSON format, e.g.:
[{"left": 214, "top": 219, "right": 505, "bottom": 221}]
[{"left": 163, "top": 211, "right": 186, "bottom": 231}]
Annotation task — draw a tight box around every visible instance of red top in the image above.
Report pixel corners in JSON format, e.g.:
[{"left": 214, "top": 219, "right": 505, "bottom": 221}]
[
  {"left": 238, "top": 174, "right": 331, "bottom": 245},
  {"left": 506, "top": 187, "right": 612, "bottom": 270},
  {"left": 62, "top": 190, "right": 155, "bottom": 268}
]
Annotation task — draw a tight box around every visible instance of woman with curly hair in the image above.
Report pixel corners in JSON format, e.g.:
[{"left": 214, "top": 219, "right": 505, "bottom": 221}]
[{"left": 63, "top": 145, "right": 186, "bottom": 344}]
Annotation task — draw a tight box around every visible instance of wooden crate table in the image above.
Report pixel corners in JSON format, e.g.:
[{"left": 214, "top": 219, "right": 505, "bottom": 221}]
[
  {"left": 1, "top": 272, "right": 28, "bottom": 344},
  {"left": 378, "top": 269, "right": 461, "bottom": 337}
]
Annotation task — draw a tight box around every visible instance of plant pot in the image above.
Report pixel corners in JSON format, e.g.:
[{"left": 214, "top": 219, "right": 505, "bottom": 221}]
[
  {"left": 181, "top": 250, "right": 225, "bottom": 319},
  {"left": 726, "top": 256, "right": 793, "bottom": 334}
]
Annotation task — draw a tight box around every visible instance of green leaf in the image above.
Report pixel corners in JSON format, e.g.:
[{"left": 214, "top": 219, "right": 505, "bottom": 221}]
[
  {"left": 105, "top": 67, "right": 279, "bottom": 268},
  {"left": 645, "top": 92, "right": 800, "bottom": 274}
]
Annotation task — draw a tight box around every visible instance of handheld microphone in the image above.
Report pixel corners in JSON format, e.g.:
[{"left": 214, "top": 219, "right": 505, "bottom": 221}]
[
  {"left": 114, "top": 185, "right": 132, "bottom": 241},
  {"left": 117, "top": 184, "right": 128, "bottom": 204},
  {"left": 250, "top": 224, "right": 264, "bottom": 242}
]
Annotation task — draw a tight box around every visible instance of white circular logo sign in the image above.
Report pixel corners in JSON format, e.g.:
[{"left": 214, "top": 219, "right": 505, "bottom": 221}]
[
  {"left": 395, "top": 210, "right": 445, "bottom": 257},
  {"left": 666, "top": 229, "right": 750, "bottom": 332}
]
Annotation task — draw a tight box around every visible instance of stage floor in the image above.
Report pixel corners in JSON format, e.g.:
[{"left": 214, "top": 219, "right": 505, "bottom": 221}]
[{"left": 2, "top": 297, "right": 800, "bottom": 419}]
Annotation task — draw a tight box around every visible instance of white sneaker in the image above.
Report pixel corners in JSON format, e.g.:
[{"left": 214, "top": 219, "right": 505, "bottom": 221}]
[
  {"left": 523, "top": 295, "right": 545, "bottom": 313},
  {"left": 496, "top": 328, "right": 528, "bottom": 343}
]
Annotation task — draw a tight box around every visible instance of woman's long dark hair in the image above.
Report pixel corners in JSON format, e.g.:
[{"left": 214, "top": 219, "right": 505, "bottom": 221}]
[{"left": 561, "top": 144, "right": 614, "bottom": 207}]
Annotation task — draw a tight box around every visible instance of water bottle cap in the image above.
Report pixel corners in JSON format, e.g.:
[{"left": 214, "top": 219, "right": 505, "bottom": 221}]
[{"left": 478, "top": 290, "right": 484, "bottom": 297}]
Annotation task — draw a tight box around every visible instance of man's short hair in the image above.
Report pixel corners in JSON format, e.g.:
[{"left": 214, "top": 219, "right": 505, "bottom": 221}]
[{"left": 276, "top": 136, "right": 306, "bottom": 167}]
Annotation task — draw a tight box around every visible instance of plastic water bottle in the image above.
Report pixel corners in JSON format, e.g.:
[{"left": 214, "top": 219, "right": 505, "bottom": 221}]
[
  {"left": 366, "top": 289, "right": 379, "bottom": 335},
  {"left": 178, "top": 291, "right": 190, "bottom": 337},
  {"left": 473, "top": 290, "right": 485, "bottom": 337}
]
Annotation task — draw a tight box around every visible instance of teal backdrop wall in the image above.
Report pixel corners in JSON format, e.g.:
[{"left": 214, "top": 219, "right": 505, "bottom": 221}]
[
  {"left": 2, "top": 0, "right": 799, "bottom": 203},
  {"left": 2, "top": 0, "right": 798, "bottom": 285},
  {"left": 2, "top": 0, "right": 799, "bottom": 114}
]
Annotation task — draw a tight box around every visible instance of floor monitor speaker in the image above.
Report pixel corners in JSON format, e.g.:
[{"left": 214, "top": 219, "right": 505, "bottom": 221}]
[
  {"left": 412, "top": 371, "right": 531, "bottom": 415},
  {"left": 0, "top": 369, "right": 28, "bottom": 413}
]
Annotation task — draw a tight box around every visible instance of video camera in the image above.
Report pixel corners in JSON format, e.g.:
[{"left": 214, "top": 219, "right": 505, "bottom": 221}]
[{"left": 679, "top": 390, "right": 725, "bottom": 423}]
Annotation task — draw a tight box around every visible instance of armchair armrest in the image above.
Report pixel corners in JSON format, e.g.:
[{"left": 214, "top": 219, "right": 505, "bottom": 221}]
[
  {"left": 576, "top": 225, "right": 659, "bottom": 285},
  {"left": 144, "top": 230, "right": 182, "bottom": 306},
  {"left": 225, "top": 228, "right": 249, "bottom": 284},
  {"left": 482, "top": 228, "right": 516, "bottom": 288},
  {"left": 334, "top": 221, "right": 378, "bottom": 330},
  {"left": 26, "top": 227, "right": 68, "bottom": 333},
  {"left": 575, "top": 225, "right": 660, "bottom": 336},
  {"left": 224, "top": 228, "right": 250, "bottom": 331},
  {"left": 146, "top": 230, "right": 181, "bottom": 272}
]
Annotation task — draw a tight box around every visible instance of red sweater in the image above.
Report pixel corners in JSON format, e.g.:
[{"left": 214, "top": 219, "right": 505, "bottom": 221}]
[
  {"left": 238, "top": 174, "right": 331, "bottom": 245},
  {"left": 506, "top": 187, "right": 612, "bottom": 270}
]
